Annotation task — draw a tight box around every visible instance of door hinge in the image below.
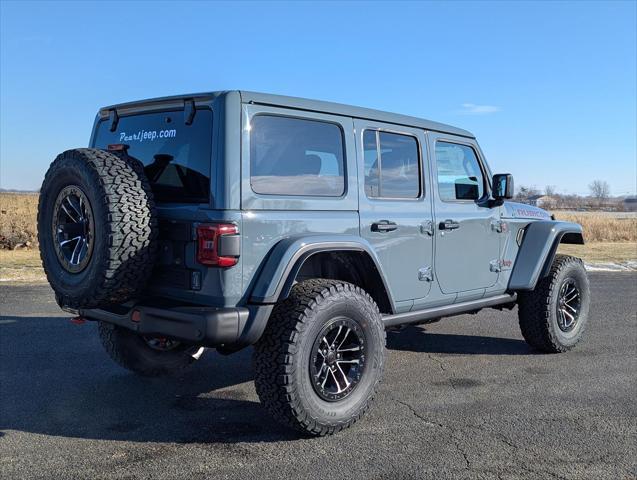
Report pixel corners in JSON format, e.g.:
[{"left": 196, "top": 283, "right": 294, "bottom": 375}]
[
  {"left": 420, "top": 220, "right": 434, "bottom": 236},
  {"left": 418, "top": 266, "right": 434, "bottom": 282},
  {"left": 491, "top": 220, "right": 508, "bottom": 233},
  {"left": 489, "top": 260, "right": 502, "bottom": 273}
]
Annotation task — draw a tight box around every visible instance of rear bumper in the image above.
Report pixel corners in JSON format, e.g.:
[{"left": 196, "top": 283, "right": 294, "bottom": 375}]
[{"left": 80, "top": 303, "right": 272, "bottom": 347}]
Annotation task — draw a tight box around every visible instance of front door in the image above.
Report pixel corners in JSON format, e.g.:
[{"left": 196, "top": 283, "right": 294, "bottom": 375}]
[
  {"left": 429, "top": 134, "right": 500, "bottom": 294},
  {"left": 356, "top": 119, "right": 434, "bottom": 305}
]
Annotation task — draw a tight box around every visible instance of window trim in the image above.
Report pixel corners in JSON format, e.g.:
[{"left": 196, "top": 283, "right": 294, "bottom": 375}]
[
  {"left": 434, "top": 139, "right": 489, "bottom": 204},
  {"left": 248, "top": 113, "right": 348, "bottom": 198},
  {"left": 362, "top": 127, "right": 423, "bottom": 201}
]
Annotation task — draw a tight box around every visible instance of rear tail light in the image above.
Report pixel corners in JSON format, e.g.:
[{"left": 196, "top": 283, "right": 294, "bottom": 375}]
[{"left": 196, "top": 224, "right": 239, "bottom": 267}]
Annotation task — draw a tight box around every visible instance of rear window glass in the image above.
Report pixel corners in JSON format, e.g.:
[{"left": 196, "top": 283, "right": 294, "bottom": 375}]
[
  {"left": 93, "top": 109, "right": 213, "bottom": 203},
  {"left": 250, "top": 115, "right": 345, "bottom": 196}
]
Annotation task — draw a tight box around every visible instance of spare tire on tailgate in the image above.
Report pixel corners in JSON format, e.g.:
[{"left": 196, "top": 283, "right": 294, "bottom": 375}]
[{"left": 38, "top": 148, "right": 158, "bottom": 309}]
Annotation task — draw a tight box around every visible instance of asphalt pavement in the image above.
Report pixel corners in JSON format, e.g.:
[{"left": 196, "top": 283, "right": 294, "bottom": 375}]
[{"left": 1, "top": 273, "right": 635, "bottom": 479}]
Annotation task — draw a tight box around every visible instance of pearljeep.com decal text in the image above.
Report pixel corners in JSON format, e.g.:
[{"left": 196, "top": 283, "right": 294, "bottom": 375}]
[{"left": 119, "top": 128, "right": 177, "bottom": 143}]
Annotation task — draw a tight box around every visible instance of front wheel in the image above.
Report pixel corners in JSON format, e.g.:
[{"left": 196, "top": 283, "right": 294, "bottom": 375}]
[
  {"left": 253, "top": 279, "right": 386, "bottom": 436},
  {"left": 518, "top": 255, "right": 590, "bottom": 353}
]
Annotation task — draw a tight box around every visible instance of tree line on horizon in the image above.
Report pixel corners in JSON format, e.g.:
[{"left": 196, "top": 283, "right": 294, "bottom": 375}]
[{"left": 514, "top": 180, "right": 635, "bottom": 210}]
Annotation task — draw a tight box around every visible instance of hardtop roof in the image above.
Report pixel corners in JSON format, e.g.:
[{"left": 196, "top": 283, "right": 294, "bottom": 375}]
[{"left": 101, "top": 90, "right": 474, "bottom": 138}]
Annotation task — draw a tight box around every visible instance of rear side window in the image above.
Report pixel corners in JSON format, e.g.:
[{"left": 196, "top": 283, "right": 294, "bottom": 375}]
[
  {"left": 364, "top": 130, "right": 420, "bottom": 199},
  {"left": 250, "top": 115, "right": 345, "bottom": 196},
  {"left": 94, "top": 109, "right": 213, "bottom": 203},
  {"left": 435, "top": 142, "right": 485, "bottom": 201}
]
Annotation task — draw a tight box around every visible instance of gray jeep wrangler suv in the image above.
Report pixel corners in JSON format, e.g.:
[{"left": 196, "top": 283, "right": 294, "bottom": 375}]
[{"left": 38, "top": 91, "right": 589, "bottom": 435}]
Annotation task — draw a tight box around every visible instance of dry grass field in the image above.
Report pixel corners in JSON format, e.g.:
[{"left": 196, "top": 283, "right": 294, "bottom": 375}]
[
  {"left": 553, "top": 211, "right": 637, "bottom": 243},
  {"left": 0, "top": 193, "right": 635, "bottom": 282},
  {"left": 557, "top": 242, "right": 637, "bottom": 264},
  {"left": 0, "top": 192, "right": 39, "bottom": 249},
  {"left": 0, "top": 249, "right": 45, "bottom": 283}
]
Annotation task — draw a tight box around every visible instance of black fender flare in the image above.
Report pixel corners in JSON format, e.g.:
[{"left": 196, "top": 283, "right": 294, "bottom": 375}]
[
  {"left": 508, "top": 221, "right": 584, "bottom": 291},
  {"left": 233, "top": 235, "right": 394, "bottom": 348},
  {"left": 248, "top": 234, "right": 394, "bottom": 307}
]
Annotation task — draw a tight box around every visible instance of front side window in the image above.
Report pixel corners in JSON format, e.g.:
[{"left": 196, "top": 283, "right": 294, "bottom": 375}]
[
  {"left": 435, "top": 142, "right": 485, "bottom": 201},
  {"left": 363, "top": 130, "right": 420, "bottom": 199},
  {"left": 250, "top": 115, "right": 345, "bottom": 196}
]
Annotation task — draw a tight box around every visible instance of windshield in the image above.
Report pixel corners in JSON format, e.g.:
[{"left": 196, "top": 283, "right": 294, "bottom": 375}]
[{"left": 93, "top": 108, "right": 213, "bottom": 203}]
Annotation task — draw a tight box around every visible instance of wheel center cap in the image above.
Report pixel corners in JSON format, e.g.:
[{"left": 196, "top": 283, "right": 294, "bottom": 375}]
[{"left": 326, "top": 351, "right": 336, "bottom": 365}]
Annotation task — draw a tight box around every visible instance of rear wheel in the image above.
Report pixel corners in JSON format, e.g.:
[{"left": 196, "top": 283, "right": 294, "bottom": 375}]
[
  {"left": 98, "top": 322, "right": 203, "bottom": 377},
  {"left": 518, "top": 255, "right": 590, "bottom": 353},
  {"left": 253, "top": 279, "right": 386, "bottom": 436}
]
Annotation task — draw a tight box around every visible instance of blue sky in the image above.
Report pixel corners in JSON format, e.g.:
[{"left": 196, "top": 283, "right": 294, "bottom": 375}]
[{"left": 1, "top": 0, "right": 635, "bottom": 195}]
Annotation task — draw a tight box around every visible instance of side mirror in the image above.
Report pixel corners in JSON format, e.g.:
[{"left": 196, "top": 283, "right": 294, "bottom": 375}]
[{"left": 493, "top": 173, "right": 514, "bottom": 200}]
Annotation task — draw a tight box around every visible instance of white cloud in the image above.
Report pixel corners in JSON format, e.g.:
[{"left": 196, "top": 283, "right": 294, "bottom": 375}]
[{"left": 459, "top": 103, "right": 501, "bottom": 115}]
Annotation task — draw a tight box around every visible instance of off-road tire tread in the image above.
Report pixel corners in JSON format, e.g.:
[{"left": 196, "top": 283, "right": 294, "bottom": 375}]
[
  {"left": 518, "top": 254, "right": 588, "bottom": 353},
  {"left": 38, "top": 148, "right": 157, "bottom": 308},
  {"left": 253, "top": 279, "right": 386, "bottom": 436}
]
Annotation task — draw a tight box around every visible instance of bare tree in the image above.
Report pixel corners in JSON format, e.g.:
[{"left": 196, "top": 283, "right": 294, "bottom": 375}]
[
  {"left": 588, "top": 180, "right": 610, "bottom": 207},
  {"left": 514, "top": 185, "right": 539, "bottom": 204},
  {"left": 545, "top": 185, "right": 556, "bottom": 196}
]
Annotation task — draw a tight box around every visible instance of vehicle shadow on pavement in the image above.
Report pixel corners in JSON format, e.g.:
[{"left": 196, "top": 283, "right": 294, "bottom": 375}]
[
  {"left": 0, "top": 316, "right": 299, "bottom": 444},
  {"left": 1, "top": 316, "right": 533, "bottom": 445},
  {"left": 386, "top": 325, "right": 533, "bottom": 355}
]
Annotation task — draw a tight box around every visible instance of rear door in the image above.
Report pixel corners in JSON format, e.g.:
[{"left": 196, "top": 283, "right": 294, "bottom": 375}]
[
  {"left": 429, "top": 133, "right": 500, "bottom": 294},
  {"left": 356, "top": 119, "right": 434, "bottom": 307}
]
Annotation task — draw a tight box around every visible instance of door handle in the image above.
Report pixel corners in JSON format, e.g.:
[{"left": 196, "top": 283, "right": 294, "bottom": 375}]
[
  {"left": 371, "top": 220, "right": 398, "bottom": 233},
  {"left": 439, "top": 219, "right": 460, "bottom": 231}
]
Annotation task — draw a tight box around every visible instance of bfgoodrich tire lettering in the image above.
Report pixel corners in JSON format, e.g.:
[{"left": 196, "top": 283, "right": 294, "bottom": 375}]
[
  {"left": 37, "top": 148, "right": 158, "bottom": 309},
  {"left": 518, "top": 254, "right": 590, "bottom": 353},
  {"left": 253, "top": 279, "right": 386, "bottom": 436}
]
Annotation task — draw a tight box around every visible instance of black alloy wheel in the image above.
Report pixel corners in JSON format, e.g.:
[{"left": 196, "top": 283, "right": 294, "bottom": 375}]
[
  {"left": 556, "top": 278, "right": 582, "bottom": 333},
  {"left": 310, "top": 317, "right": 366, "bottom": 401},
  {"left": 52, "top": 185, "right": 94, "bottom": 273}
]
